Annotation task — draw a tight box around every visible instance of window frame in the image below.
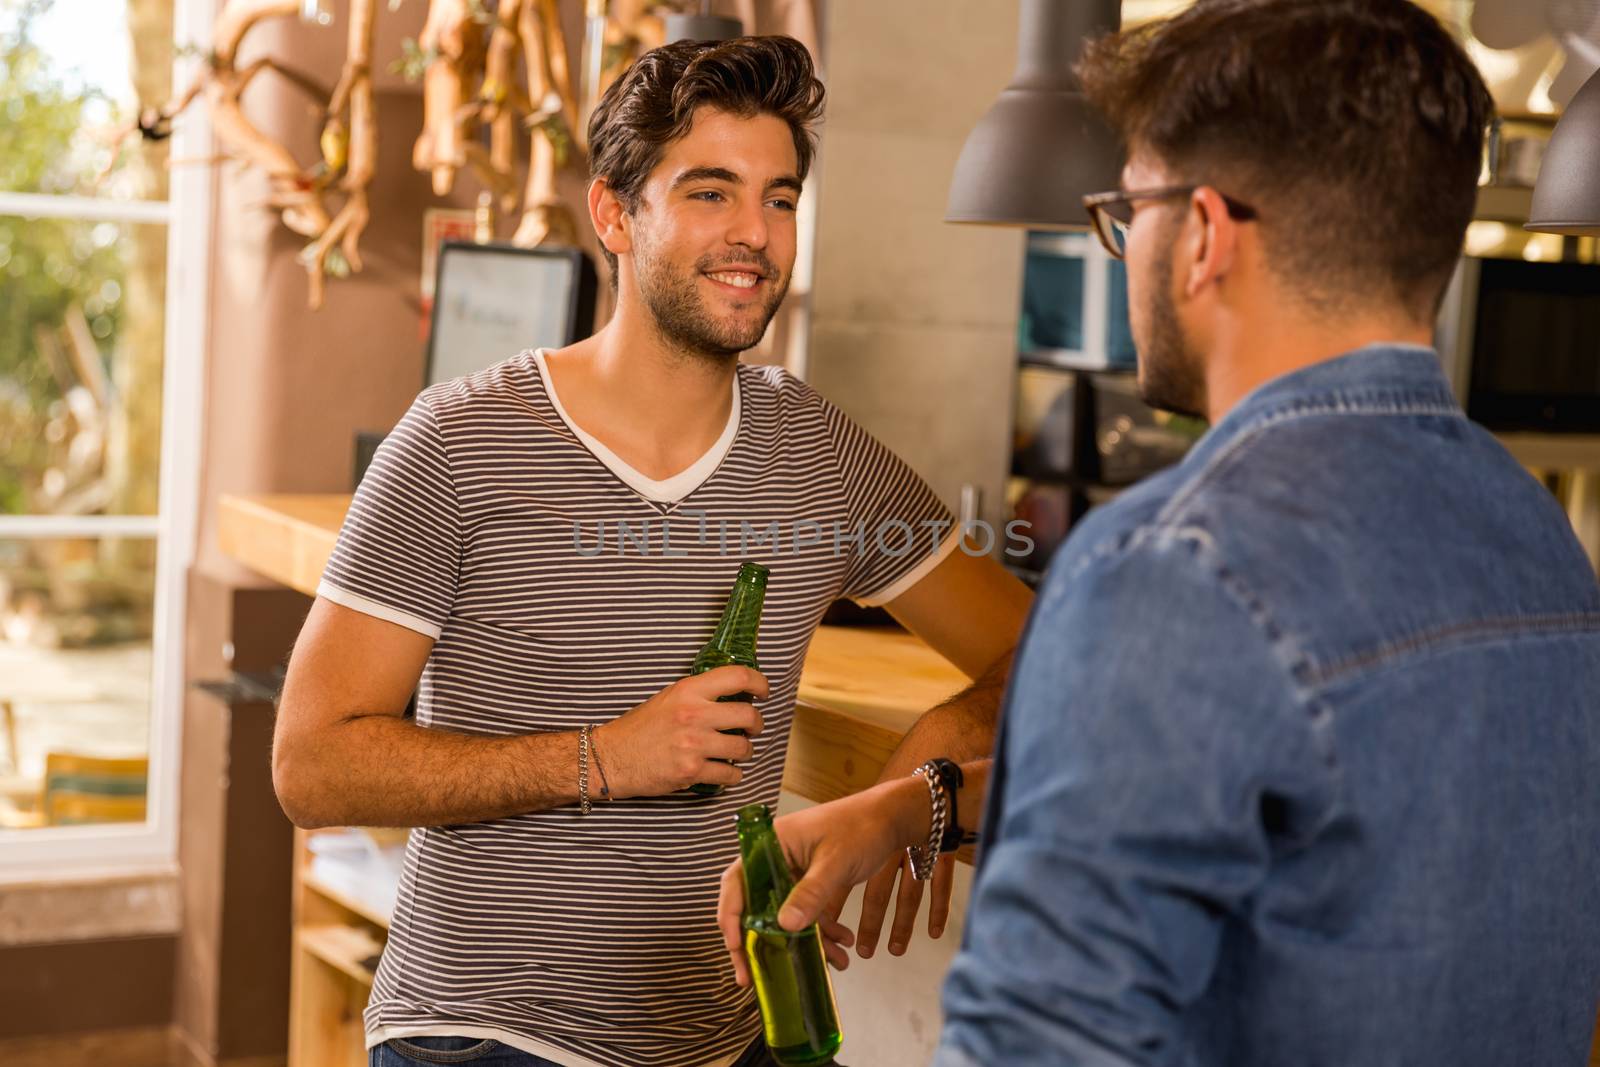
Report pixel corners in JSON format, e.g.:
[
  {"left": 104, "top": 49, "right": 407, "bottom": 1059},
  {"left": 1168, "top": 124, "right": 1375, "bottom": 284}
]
[{"left": 0, "top": 0, "right": 211, "bottom": 884}]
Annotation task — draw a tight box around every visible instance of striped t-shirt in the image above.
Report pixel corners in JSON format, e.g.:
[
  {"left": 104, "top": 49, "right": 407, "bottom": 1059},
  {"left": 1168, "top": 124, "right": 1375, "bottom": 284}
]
[{"left": 318, "top": 349, "right": 958, "bottom": 1067}]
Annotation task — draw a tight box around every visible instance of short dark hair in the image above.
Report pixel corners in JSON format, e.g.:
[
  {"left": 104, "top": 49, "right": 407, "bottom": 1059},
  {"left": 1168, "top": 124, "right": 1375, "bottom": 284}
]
[
  {"left": 587, "top": 35, "right": 826, "bottom": 284},
  {"left": 1077, "top": 0, "right": 1493, "bottom": 317}
]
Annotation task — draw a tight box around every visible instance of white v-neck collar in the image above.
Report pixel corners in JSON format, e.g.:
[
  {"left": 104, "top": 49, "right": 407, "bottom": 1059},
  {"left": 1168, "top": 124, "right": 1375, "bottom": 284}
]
[{"left": 533, "top": 348, "right": 740, "bottom": 504}]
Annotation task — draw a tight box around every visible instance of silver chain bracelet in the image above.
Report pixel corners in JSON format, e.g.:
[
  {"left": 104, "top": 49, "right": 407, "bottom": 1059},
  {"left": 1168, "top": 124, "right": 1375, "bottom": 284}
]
[
  {"left": 907, "top": 759, "right": 949, "bottom": 881},
  {"left": 578, "top": 724, "right": 593, "bottom": 815}
]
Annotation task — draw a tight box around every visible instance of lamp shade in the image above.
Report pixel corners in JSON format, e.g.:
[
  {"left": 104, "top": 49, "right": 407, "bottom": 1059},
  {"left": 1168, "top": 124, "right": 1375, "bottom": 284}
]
[
  {"left": 1526, "top": 65, "right": 1600, "bottom": 236},
  {"left": 946, "top": 0, "right": 1123, "bottom": 229},
  {"left": 662, "top": 13, "right": 743, "bottom": 43}
]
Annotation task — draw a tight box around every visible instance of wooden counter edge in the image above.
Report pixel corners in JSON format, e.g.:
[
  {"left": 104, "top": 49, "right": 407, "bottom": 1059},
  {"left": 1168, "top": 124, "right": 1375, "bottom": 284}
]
[{"left": 218, "top": 493, "right": 345, "bottom": 595}]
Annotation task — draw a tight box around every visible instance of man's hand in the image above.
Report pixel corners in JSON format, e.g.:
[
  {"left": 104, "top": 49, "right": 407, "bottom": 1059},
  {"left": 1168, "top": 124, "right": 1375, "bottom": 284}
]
[
  {"left": 595, "top": 666, "right": 767, "bottom": 797},
  {"left": 843, "top": 542, "right": 1024, "bottom": 956},
  {"left": 844, "top": 850, "right": 957, "bottom": 959},
  {"left": 717, "top": 778, "right": 929, "bottom": 987}
]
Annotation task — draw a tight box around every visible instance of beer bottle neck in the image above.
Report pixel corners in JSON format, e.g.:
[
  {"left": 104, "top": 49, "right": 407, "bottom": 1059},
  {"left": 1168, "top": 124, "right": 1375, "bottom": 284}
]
[
  {"left": 737, "top": 808, "right": 795, "bottom": 922},
  {"left": 707, "top": 577, "right": 765, "bottom": 660}
]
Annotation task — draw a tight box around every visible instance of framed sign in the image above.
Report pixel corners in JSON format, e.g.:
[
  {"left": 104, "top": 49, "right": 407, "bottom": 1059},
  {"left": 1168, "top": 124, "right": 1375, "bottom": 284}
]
[{"left": 424, "top": 241, "right": 599, "bottom": 387}]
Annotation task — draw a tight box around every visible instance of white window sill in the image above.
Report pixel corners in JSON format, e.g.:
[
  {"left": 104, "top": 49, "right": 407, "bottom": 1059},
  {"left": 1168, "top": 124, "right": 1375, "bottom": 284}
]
[{"left": 0, "top": 867, "right": 180, "bottom": 946}]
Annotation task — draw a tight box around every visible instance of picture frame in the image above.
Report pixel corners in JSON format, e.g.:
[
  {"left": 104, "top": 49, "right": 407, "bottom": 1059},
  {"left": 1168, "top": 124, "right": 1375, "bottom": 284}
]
[{"left": 424, "top": 241, "right": 599, "bottom": 388}]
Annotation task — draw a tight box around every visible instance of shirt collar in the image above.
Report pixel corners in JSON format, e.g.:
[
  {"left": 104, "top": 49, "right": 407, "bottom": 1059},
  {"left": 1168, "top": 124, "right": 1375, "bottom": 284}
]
[{"left": 1178, "top": 343, "right": 1460, "bottom": 473}]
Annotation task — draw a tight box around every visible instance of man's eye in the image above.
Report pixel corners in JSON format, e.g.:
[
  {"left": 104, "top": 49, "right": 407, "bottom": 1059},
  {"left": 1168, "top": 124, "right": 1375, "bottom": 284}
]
[
  {"left": 769, "top": 199, "right": 797, "bottom": 212},
  {"left": 692, "top": 190, "right": 725, "bottom": 203}
]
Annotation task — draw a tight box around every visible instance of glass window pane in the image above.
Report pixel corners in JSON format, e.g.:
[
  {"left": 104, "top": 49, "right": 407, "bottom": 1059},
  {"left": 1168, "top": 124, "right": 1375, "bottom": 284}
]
[
  {"left": 1, "top": 215, "right": 167, "bottom": 516},
  {"left": 0, "top": 0, "right": 172, "bottom": 200},
  {"left": 0, "top": 535, "right": 155, "bottom": 831}
]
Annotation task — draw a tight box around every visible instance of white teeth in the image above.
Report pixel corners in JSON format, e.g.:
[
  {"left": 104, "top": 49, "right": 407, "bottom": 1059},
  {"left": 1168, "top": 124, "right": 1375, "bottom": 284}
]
[{"left": 708, "top": 271, "right": 759, "bottom": 289}]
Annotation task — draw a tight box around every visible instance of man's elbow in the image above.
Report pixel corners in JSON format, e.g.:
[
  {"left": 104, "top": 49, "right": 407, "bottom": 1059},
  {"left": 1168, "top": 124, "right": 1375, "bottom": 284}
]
[{"left": 271, "top": 732, "right": 336, "bottom": 829}]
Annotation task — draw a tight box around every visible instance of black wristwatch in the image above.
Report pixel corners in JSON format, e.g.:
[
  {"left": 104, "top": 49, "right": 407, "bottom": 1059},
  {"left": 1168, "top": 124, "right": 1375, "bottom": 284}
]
[{"left": 930, "top": 758, "right": 971, "bottom": 854}]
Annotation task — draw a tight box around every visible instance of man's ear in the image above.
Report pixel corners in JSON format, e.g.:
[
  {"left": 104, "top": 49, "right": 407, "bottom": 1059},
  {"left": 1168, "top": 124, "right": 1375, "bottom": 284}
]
[
  {"left": 588, "top": 178, "right": 633, "bottom": 259},
  {"left": 1181, "top": 188, "right": 1238, "bottom": 299}
]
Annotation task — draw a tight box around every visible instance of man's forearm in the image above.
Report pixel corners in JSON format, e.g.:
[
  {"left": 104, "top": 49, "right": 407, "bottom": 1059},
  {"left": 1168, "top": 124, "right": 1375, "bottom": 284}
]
[
  {"left": 275, "top": 714, "right": 586, "bottom": 828},
  {"left": 876, "top": 649, "right": 1013, "bottom": 781}
]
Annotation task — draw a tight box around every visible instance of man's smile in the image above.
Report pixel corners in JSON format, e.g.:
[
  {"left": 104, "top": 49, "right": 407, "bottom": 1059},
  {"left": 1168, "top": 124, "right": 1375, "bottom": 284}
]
[{"left": 705, "top": 269, "right": 762, "bottom": 289}]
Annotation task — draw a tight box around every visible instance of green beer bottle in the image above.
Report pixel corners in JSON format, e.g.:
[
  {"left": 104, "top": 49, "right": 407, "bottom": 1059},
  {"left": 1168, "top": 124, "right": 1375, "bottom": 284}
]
[
  {"left": 688, "top": 562, "right": 768, "bottom": 797},
  {"left": 737, "top": 803, "right": 843, "bottom": 1065}
]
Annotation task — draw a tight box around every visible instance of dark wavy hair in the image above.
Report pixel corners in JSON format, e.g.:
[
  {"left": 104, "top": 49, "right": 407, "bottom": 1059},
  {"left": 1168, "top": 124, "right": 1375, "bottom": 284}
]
[
  {"left": 586, "top": 34, "right": 826, "bottom": 285},
  {"left": 1078, "top": 0, "right": 1492, "bottom": 317}
]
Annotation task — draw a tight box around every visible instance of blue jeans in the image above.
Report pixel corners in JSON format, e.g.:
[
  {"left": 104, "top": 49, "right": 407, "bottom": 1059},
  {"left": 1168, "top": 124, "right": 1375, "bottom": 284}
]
[{"left": 368, "top": 1034, "right": 834, "bottom": 1067}]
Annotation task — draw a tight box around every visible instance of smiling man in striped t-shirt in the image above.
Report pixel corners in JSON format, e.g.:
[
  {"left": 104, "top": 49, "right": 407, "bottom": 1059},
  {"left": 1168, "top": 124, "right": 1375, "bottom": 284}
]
[{"left": 273, "top": 35, "right": 1033, "bottom": 1067}]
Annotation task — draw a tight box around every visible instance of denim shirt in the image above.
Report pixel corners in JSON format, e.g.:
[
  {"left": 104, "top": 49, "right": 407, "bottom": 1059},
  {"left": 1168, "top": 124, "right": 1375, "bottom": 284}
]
[{"left": 935, "top": 345, "right": 1600, "bottom": 1067}]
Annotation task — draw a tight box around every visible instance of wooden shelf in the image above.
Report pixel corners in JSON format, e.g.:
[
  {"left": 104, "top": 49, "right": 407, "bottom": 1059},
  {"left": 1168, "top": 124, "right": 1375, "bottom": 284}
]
[
  {"left": 1495, "top": 434, "right": 1600, "bottom": 471},
  {"left": 301, "top": 870, "right": 394, "bottom": 932},
  {"left": 1018, "top": 349, "right": 1137, "bottom": 376},
  {"left": 1476, "top": 184, "right": 1536, "bottom": 224},
  {"left": 291, "top": 828, "right": 390, "bottom": 1067},
  {"left": 298, "top": 924, "right": 383, "bottom": 987}
]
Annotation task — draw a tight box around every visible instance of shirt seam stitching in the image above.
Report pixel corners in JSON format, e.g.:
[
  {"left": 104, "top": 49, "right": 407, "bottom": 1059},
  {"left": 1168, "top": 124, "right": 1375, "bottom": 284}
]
[
  {"left": 854, "top": 521, "right": 965, "bottom": 606},
  {"left": 1306, "top": 612, "right": 1600, "bottom": 686},
  {"left": 315, "top": 581, "right": 442, "bottom": 639},
  {"left": 1156, "top": 400, "right": 1464, "bottom": 528}
]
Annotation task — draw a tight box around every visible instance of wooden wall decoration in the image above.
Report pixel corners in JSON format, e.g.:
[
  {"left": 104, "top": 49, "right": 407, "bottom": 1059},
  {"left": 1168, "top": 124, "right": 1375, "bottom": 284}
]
[{"left": 105, "top": 0, "right": 682, "bottom": 309}]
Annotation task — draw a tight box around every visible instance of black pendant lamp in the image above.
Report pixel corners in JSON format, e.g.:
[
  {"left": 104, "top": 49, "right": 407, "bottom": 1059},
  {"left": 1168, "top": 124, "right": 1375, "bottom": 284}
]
[
  {"left": 662, "top": 1, "right": 742, "bottom": 44},
  {"left": 1526, "top": 66, "right": 1600, "bottom": 237},
  {"left": 946, "top": 0, "right": 1123, "bottom": 229}
]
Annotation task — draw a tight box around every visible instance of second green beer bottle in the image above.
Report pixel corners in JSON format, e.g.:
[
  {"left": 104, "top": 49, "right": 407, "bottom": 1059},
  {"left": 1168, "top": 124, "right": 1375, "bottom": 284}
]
[
  {"left": 688, "top": 561, "right": 768, "bottom": 797},
  {"left": 737, "top": 802, "right": 843, "bottom": 1065}
]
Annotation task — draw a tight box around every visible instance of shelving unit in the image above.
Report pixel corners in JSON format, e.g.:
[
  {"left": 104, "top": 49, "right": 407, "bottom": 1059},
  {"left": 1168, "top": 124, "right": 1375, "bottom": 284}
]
[{"left": 288, "top": 828, "right": 394, "bottom": 1067}]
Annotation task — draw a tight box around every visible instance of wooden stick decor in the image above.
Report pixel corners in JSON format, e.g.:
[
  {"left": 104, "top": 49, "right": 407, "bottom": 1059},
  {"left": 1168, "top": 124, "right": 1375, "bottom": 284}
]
[
  {"left": 302, "top": 0, "right": 378, "bottom": 308},
  {"left": 110, "top": 0, "right": 713, "bottom": 309}
]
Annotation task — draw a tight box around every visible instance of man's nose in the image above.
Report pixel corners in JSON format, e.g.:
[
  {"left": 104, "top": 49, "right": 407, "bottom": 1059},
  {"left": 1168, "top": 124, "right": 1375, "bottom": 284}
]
[{"left": 725, "top": 196, "right": 769, "bottom": 251}]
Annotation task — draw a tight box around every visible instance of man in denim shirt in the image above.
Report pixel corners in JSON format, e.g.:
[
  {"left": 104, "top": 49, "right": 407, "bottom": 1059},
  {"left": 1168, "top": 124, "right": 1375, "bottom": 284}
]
[{"left": 717, "top": 1, "right": 1600, "bottom": 1063}]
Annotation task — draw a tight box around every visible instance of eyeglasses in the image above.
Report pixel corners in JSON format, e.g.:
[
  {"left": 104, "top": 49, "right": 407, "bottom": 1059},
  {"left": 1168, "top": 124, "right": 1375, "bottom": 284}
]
[{"left": 1082, "top": 186, "right": 1259, "bottom": 260}]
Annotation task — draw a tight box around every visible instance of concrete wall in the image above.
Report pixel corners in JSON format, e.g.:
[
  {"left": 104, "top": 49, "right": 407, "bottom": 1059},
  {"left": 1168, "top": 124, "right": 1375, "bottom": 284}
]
[
  {"left": 806, "top": 1, "right": 1025, "bottom": 539},
  {"left": 786, "top": 2, "right": 1027, "bottom": 1060}
]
